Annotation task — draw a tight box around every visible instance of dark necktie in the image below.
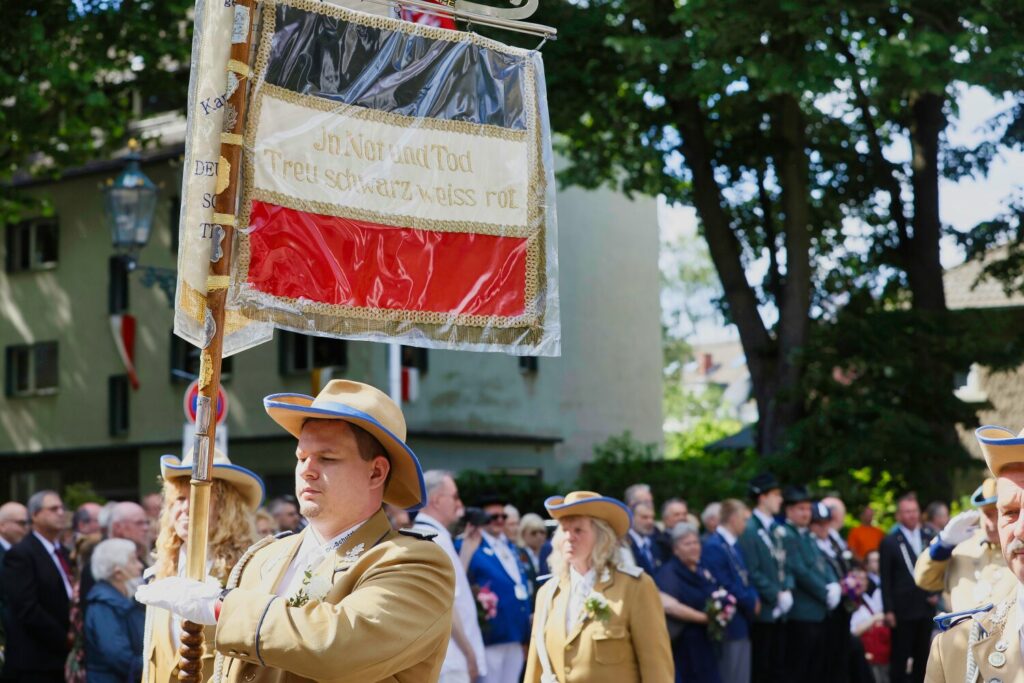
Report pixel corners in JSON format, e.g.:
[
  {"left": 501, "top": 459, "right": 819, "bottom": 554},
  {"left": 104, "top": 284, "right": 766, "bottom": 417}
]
[
  {"left": 54, "top": 546, "right": 73, "bottom": 582},
  {"left": 641, "top": 538, "right": 653, "bottom": 567}
]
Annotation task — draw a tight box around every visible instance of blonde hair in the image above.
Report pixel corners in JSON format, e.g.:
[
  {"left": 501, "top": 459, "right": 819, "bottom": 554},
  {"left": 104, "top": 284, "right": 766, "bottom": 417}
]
[
  {"left": 517, "top": 512, "right": 546, "bottom": 546},
  {"left": 153, "top": 477, "right": 256, "bottom": 584},
  {"left": 546, "top": 515, "right": 620, "bottom": 579},
  {"left": 254, "top": 507, "right": 277, "bottom": 536}
]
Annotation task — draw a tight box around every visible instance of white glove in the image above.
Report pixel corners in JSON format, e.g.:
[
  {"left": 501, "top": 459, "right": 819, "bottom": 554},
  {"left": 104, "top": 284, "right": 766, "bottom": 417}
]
[
  {"left": 938, "top": 509, "right": 980, "bottom": 548},
  {"left": 776, "top": 590, "right": 794, "bottom": 614},
  {"left": 135, "top": 576, "right": 221, "bottom": 625},
  {"left": 825, "top": 582, "right": 841, "bottom": 610}
]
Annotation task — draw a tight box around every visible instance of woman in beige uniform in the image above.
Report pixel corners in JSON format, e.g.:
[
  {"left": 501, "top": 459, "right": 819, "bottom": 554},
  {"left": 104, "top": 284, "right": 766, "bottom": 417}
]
[
  {"left": 141, "top": 448, "right": 263, "bottom": 683},
  {"left": 525, "top": 491, "right": 674, "bottom": 683}
]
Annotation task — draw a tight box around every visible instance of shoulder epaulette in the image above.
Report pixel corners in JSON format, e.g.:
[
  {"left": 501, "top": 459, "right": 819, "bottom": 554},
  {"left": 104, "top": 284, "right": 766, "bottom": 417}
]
[
  {"left": 274, "top": 530, "right": 295, "bottom": 539},
  {"left": 616, "top": 564, "right": 644, "bottom": 578},
  {"left": 933, "top": 602, "right": 994, "bottom": 632},
  {"left": 399, "top": 528, "right": 437, "bottom": 541}
]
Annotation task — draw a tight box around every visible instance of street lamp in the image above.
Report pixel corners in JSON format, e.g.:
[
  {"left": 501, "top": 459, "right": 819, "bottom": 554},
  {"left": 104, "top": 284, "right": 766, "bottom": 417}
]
[
  {"left": 103, "top": 139, "right": 177, "bottom": 304},
  {"left": 104, "top": 139, "right": 158, "bottom": 269}
]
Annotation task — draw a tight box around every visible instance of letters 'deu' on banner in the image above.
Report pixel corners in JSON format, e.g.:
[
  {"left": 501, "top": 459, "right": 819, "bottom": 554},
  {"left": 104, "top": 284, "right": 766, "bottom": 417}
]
[{"left": 227, "top": 0, "right": 560, "bottom": 356}]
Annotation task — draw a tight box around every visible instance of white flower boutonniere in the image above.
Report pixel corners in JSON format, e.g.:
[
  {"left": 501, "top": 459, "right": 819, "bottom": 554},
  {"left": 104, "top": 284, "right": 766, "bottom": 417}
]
[
  {"left": 286, "top": 571, "right": 332, "bottom": 607},
  {"left": 584, "top": 591, "right": 611, "bottom": 622}
]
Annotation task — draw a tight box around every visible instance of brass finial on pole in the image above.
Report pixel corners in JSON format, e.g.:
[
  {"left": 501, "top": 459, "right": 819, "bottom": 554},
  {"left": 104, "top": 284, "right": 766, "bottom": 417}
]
[{"left": 177, "top": 0, "right": 257, "bottom": 679}]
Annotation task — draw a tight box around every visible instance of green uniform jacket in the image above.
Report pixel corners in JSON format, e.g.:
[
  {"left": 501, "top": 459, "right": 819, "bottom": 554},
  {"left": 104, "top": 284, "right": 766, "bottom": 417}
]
[
  {"left": 737, "top": 515, "right": 794, "bottom": 624},
  {"left": 779, "top": 522, "right": 836, "bottom": 623}
]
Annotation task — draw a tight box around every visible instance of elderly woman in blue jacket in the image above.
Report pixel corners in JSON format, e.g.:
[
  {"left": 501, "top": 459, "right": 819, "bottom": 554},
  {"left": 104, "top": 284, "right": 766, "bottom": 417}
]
[{"left": 84, "top": 538, "right": 146, "bottom": 683}]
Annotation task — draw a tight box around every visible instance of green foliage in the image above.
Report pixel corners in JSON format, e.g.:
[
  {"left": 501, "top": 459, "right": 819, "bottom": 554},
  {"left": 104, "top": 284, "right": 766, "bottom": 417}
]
[
  {"left": 62, "top": 481, "right": 106, "bottom": 511},
  {"left": 786, "top": 306, "right": 1024, "bottom": 501},
  {"left": 454, "top": 469, "right": 560, "bottom": 516},
  {"left": 1, "top": 0, "right": 193, "bottom": 221},
  {"left": 530, "top": 0, "right": 1024, "bottom": 497},
  {"left": 577, "top": 430, "right": 759, "bottom": 511}
]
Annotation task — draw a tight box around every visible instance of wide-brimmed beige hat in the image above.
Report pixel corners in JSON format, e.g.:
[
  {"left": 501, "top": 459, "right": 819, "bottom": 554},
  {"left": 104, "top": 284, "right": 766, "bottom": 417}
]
[
  {"left": 263, "top": 380, "right": 426, "bottom": 510},
  {"left": 976, "top": 425, "right": 1024, "bottom": 477},
  {"left": 160, "top": 448, "right": 264, "bottom": 511},
  {"left": 544, "top": 491, "right": 632, "bottom": 538}
]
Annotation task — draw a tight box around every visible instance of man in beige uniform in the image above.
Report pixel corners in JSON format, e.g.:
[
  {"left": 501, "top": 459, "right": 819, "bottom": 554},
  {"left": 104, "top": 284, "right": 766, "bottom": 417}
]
[
  {"left": 925, "top": 426, "right": 1024, "bottom": 683},
  {"left": 915, "top": 479, "right": 1015, "bottom": 612},
  {"left": 137, "top": 380, "right": 456, "bottom": 683}
]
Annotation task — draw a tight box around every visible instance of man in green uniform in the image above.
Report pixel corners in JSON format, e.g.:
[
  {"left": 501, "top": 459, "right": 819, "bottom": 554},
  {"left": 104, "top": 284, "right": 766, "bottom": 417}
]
[
  {"left": 779, "top": 485, "right": 841, "bottom": 683},
  {"left": 738, "top": 472, "right": 793, "bottom": 683}
]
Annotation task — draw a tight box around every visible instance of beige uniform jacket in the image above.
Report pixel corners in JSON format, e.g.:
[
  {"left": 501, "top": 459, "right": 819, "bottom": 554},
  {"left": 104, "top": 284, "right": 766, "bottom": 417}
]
[
  {"left": 523, "top": 565, "right": 674, "bottom": 683},
  {"left": 213, "top": 509, "right": 455, "bottom": 683},
  {"left": 914, "top": 529, "right": 1015, "bottom": 612},
  {"left": 925, "top": 592, "right": 1023, "bottom": 683},
  {"left": 142, "top": 607, "right": 217, "bottom": 683}
]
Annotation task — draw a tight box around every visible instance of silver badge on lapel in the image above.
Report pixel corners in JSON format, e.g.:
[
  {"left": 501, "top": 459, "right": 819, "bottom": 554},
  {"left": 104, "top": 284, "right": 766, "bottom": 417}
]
[{"left": 341, "top": 543, "right": 365, "bottom": 563}]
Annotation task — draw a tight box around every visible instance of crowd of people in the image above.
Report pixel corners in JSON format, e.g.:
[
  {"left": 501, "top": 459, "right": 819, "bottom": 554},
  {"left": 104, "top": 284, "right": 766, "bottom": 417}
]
[{"left": 0, "top": 381, "right": 1002, "bottom": 683}]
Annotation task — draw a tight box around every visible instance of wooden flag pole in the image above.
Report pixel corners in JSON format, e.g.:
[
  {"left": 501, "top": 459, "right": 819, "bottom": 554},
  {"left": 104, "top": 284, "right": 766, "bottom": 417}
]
[{"left": 178, "top": 0, "right": 257, "bottom": 680}]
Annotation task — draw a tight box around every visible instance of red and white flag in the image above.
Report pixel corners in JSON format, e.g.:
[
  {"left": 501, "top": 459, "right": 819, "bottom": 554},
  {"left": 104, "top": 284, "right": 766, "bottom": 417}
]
[
  {"left": 109, "top": 314, "right": 140, "bottom": 389},
  {"left": 222, "top": 0, "right": 559, "bottom": 356}
]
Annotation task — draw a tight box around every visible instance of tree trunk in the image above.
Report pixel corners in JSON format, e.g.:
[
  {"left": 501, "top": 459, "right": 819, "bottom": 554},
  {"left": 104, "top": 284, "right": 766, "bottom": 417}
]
[
  {"left": 766, "top": 94, "right": 813, "bottom": 453},
  {"left": 673, "top": 93, "right": 812, "bottom": 455},
  {"left": 908, "top": 91, "right": 947, "bottom": 311}
]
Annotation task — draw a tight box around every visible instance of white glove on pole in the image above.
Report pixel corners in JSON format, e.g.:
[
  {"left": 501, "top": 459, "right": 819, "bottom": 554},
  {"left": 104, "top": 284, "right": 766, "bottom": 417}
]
[
  {"left": 135, "top": 576, "right": 221, "bottom": 625},
  {"left": 776, "top": 590, "right": 794, "bottom": 614},
  {"left": 825, "top": 582, "right": 841, "bottom": 610},
  {"left": 938, "top": 509, "right": 980, "bottom": 548}
]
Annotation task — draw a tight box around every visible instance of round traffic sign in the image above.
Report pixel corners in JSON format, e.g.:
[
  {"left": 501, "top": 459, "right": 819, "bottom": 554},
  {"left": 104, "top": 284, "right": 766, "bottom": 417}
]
[{"left": 184, "top": 379, "right": 228, "bottom": 425}]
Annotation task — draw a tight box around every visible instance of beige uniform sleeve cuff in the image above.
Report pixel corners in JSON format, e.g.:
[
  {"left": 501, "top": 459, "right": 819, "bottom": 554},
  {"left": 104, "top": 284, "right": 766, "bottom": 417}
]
[{"left": 215, "top": 588, "right": 278, "bottom": 666}]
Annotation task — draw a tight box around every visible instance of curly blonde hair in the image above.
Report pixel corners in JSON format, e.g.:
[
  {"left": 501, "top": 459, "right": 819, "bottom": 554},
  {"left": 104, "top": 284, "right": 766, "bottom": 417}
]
[
  {"left": 546, "top": 515, "right": 621, "bottom": 579},
  {"left": 153, "top": 477, "right": 255, "bottom": 584}
]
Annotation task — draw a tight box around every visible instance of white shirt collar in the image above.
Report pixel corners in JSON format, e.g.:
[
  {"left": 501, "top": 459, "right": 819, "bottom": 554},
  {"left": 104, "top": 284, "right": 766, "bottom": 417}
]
[
  {"left": 32, "top": 530, "right": 59, "bottom": 554},
  {"left": 628, "top": 528, "right": 648, "bottom": 546},
  {"left": 897, "top": 524, "right": 920, "bottom": 540},
  {"left": 0, "top": 537, "right": 10, "bottom": 551},
  {"left": 570, "top": 566, "right": 596, "bottom": 590},
  {"left": 481, "top": 530, "right": 508, "bottom": 547},
  {"left": 309, "top": 520, "right": 365, "bottom": 553},
  {"left": 816, "top": 536, "right": 836, "bottom": 557},
  {"left": 753, "top": 509, "right": 774, "bottom": 529},
  {"left": 717, "top": 527, "right": 738, "bottom": 546},
  {"left": 413, "top": 512, "right": 451, "bottom": 540}
]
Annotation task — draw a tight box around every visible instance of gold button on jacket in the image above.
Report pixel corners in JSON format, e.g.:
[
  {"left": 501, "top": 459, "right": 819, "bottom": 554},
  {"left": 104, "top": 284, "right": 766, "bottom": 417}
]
[
  {"left": 213, "top": 509, "right": 455, "bottom": 683},
  {"left": 524, "top": 566, "right": 674, "bottom": 683},
  {"left": 925, "top": 594, "right": 1024, "bottom": 683}
]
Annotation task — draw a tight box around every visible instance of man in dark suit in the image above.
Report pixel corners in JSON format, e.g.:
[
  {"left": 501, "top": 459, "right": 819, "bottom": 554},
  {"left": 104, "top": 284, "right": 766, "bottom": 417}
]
[
  {"left": 879, "top": 492, "right": 937, "bottom": 683},
  {"left": 703, "top": 498, "right": 760, "bottom": 683},
  {"left": 627, "top": 502, "right": 658, "bottom": 574},
  {"left": 2, "top": 490, "right": 72, "bottom": 683},
  {"left": 0, "top": 502, "right": 30, "bottom": 678},
  {"left": 653, "top": 498, "right": 688, "bottom": 566}
]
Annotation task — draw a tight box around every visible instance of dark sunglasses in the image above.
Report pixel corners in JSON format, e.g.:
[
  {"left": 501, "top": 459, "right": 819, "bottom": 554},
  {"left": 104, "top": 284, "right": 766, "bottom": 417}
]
[{"left": 489, "top": 513, "right": 508, "bottom": 522}]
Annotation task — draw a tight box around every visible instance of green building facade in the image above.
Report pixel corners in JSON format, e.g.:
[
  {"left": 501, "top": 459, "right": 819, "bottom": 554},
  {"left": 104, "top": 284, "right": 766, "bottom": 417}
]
[{"left": 0, "top": 147, "right": 663, "bottom": 504}]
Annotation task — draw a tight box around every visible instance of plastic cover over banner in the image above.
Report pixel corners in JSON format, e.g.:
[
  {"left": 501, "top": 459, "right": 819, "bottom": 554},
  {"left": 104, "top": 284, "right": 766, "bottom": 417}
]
[
  {"left": 174, "top": 0, "right": 274, "bottom": 356},
  {"left": 229, "top": 0, "right": 560, "bottom": 355}
]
